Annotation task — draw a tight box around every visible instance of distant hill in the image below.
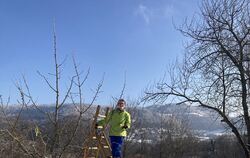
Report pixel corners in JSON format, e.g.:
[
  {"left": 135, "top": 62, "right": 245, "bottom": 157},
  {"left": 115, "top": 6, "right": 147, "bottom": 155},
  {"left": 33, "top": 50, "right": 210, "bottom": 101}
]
[{"left": 142, "top": 103, "right": 228, "bottom": 138}]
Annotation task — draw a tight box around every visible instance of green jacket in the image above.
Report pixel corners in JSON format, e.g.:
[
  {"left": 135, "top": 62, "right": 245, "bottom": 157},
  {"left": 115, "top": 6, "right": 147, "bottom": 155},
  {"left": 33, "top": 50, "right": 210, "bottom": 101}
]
[{"left": 98, "top": 109, "right": 131, "bottom": 137}]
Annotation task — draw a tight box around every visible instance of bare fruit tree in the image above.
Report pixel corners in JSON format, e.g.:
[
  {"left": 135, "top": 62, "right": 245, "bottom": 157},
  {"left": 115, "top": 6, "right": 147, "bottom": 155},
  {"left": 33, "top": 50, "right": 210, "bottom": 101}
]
[
  {"left": 144, "top": 0, "right": 250, "bottom": 157},
  {"left": 0, "top": 28, "right": 103, "bottom": 158}
]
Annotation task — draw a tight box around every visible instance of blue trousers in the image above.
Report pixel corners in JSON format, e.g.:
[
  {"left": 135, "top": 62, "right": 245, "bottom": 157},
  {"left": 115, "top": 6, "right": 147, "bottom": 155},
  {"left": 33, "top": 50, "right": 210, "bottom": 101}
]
[{"left": 110, "top": 136, "right": 124, "bottom": 158}]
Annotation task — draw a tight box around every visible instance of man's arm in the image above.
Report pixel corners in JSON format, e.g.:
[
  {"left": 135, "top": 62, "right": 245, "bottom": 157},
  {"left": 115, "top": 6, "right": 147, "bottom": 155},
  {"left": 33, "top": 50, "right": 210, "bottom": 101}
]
[{"left": 122, "top": 112, "right": 131, "bottom": 129}]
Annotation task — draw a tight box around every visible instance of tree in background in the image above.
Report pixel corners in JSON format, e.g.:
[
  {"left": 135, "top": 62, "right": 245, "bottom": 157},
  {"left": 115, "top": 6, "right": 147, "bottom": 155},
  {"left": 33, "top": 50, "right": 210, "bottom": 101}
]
[{"left": 144, "top": 0, "right": 250, "bottom": 157}]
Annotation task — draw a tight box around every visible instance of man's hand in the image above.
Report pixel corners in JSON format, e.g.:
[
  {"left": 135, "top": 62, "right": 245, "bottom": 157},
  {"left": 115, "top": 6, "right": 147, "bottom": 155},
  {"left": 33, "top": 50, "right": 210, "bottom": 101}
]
[{"left": 122, "top": 125, "right": 128, "bottom": 129}]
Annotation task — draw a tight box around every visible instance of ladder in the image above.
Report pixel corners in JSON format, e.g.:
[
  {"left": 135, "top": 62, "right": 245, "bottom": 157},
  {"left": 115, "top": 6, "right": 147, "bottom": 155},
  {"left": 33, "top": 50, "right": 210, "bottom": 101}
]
[{"left": 83, "top": 105, "right": 112, "bottom": 158}]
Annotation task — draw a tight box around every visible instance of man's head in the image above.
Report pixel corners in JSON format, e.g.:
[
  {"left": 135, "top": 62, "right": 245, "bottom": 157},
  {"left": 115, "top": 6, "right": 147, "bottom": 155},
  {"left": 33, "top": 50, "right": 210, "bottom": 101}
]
[{"left": 116, "top": 99, "right": 126, "bottom": 111}]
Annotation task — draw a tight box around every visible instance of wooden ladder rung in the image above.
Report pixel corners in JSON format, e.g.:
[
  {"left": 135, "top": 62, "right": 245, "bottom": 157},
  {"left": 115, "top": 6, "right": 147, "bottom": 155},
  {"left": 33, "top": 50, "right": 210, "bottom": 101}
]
[
  {"left": 98, "top": 114, "right": 106, "bottom": 118},
  {"left": 93, "top": 136, "right": 104, "bottom": 139}
]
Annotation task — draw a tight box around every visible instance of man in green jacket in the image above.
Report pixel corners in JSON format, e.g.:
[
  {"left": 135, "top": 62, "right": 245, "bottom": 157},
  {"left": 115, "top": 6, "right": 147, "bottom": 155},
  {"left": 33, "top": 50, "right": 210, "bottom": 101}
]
[{"left": 97, "top": 99, "right": 131, "bottom": 158}]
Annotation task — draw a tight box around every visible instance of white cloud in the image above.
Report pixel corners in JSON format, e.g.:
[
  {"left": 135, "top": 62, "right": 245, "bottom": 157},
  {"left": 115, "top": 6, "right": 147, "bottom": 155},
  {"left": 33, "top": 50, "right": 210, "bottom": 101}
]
[
  {"left": 135, "top": 4, "right": 152, "bottom": 25},
  {"left": 135, "top": 4, "right": 176, "bottom": 25}
]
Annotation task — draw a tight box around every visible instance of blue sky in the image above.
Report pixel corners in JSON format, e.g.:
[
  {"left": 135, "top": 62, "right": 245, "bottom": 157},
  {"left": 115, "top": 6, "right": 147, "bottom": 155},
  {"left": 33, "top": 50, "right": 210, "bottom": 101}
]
[{"left": 0, "top": 0, "right": 199, "bottom": 105}]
